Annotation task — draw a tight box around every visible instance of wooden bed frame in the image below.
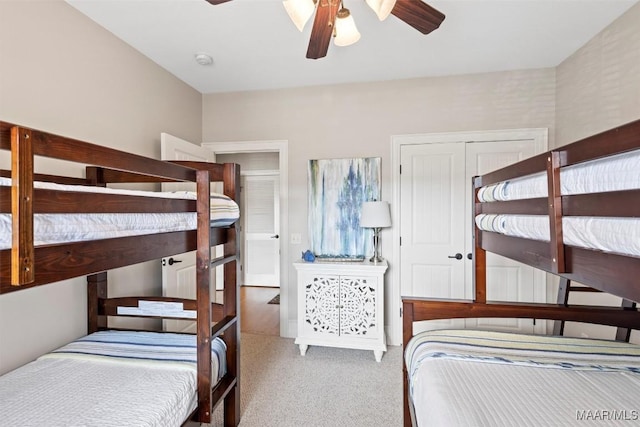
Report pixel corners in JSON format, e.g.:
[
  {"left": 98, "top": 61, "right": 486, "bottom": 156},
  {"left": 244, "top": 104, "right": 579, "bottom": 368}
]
[
  {"left": 0, "top": 121, "right": 241, "bottom": 426},
  {"left": 402, "top": 118, "right": 640, "bottom": 427}
]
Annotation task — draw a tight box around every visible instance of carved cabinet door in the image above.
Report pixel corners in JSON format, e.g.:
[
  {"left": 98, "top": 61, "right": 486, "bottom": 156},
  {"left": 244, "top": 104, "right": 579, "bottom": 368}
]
[
  {"left": 339, "top": 276, "right": 377, "bottom": 337},
  {"left": 303, "top": 274, "right": 379, "bottom": 338},
  {"left": 304, "top": 275, "right": 340, "bottom": 335}
]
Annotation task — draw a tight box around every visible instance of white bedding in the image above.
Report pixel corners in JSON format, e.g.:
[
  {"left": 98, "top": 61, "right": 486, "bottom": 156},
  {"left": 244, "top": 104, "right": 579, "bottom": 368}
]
[
  {"left": 0, "top": 330, "right": 227, "bottom": 427},
  {"left": 475, "top": 214, "right": 640, "bottom": 257},
  {"left": 474, "top": 148, "right": 640, "bottom": 257},
  {"left": 477, "top": 148, "right": 640, "bottom": 202},
  {"left": 0, "top": 177, "right": 239, "bottom": 250},
  {"left": 406, "top": 329, "right": 640, "bottom": 427}
]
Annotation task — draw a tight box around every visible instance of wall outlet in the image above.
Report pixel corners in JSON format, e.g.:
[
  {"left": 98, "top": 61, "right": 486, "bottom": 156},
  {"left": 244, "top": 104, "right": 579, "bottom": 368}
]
[{"left": 291, "top": 233, "right": 302, "bottom": 245}]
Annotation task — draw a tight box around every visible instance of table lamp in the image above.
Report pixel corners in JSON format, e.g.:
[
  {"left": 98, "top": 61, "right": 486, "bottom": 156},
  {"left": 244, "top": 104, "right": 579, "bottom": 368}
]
[{"left": 360, "top": 201, "right": 391, "bottom": 263}]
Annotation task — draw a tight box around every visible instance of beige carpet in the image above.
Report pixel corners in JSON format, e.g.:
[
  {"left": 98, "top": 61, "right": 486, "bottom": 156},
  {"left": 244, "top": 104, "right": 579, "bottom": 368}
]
[{"left": 208, "top": 333, "right": 403, "bottom": 427}]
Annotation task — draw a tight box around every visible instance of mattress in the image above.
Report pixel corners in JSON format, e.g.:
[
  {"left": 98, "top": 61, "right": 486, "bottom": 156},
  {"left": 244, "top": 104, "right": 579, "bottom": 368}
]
[
  {"left": 0, "top": 330, "right": 227, "bottom": 427},
  {"left": 475, "top": 214, "right": 640, "bottom": 257},
  {"left": 406, "top": 329, "right": 640, "bottom": 427},
  {"left": 0, "top": 177, "right": 239, "bottom": 249},
  {"left": 477, "top": 148, "right": 640, "bottom": 202}
]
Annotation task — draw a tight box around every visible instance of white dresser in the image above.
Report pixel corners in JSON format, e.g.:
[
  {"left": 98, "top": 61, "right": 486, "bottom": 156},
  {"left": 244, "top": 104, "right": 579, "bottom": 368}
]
[{"left": 293, "top": 260, "right": 388, "bottom": 362}]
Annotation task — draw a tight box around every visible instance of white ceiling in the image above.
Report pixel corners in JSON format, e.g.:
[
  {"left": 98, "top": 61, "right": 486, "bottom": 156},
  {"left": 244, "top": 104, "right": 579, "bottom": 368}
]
[{"left": 66, "top": 0, "right": 638, "bottom": 94}]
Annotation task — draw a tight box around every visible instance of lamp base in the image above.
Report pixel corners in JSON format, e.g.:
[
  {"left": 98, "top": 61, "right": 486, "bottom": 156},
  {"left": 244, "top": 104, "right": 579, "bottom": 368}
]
[
  {"left": 370, "top": 228, "right": 384, "bottom": 264},
  {"left": 369, "top": 255, "right": 385, "bottom": 264}
]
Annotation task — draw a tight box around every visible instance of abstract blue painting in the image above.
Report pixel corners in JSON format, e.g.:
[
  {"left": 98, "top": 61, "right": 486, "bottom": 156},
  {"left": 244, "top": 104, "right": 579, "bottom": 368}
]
[{"left": 308, "top": 157, "right": 381, "bottom": 258}]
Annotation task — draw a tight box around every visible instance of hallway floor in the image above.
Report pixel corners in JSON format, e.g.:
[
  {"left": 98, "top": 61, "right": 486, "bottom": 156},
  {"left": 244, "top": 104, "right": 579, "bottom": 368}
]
[{"left": 240, "top": 286, "right": 279, "bottom": 336}]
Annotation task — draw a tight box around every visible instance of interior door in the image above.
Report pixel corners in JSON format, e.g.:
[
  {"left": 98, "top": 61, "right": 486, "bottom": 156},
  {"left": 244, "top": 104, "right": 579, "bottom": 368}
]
[
  {"left": 400, "top": 138, "right": 546, "bottom": 334},
  {"left": 160, "top": 133, "right": 216, "bottom": 333},
  {"left": 400, "top": 142, "right": 466, "bottom": 330},
  {"left": 242, "top": 173, "right": 280, "bottom": 287}
]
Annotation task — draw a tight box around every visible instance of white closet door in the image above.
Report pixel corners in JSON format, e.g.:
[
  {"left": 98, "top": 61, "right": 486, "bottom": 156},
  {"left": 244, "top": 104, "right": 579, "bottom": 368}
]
[
  {"left": 400, "top": 142, "right": 466, "bottom": 331},
  {"left": 400, "top": 136, "right": 546, "bottom": 335},
  {"left": 243, "top": 174, "right": 280, "bottom": 286}
]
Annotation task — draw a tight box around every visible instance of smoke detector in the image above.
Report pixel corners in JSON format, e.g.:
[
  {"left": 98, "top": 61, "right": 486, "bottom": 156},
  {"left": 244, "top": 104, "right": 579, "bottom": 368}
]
[{"left": 195, "top": 53, "right": 214, "bottom": 66}]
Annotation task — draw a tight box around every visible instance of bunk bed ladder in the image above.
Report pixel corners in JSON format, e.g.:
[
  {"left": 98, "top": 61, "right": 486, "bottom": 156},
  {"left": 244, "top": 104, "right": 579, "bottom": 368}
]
[{"left": 553, "top": 277, "right": 636, "bottom": 341}]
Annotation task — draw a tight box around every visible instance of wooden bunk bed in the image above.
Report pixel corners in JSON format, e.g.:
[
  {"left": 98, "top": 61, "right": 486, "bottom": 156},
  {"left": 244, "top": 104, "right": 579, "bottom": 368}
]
[
  {"left": 0, "top": 121, "right": 241, "bottom": 426},
  {"left": 403, "top": 119, "right": 640, "bottom": 426}
]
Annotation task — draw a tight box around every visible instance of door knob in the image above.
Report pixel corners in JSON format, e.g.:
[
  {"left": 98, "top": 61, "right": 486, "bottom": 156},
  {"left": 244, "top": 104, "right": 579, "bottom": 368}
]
[
  {"left": 162, "top": 257, "right": 183, "bottom": 266},
  {"left": 448, "top": 253, "right": 463, "bottom": 260},
  {"left": 271, "top": 234, "right": 280, "bottom": 239},
  {"left": 467, "top": 253, "right": 472, "bottom": 260}
]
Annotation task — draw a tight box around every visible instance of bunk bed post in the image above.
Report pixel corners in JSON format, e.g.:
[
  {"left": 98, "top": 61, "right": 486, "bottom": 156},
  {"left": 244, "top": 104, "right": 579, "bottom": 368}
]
[
  {"left": 546, "top": 151, "right": 566, "bottom": 274},
  {"left": 472, "top": 176, "right": 486, "bottom": 303},
  {"left": 10, "top": 126, "right": 34, "bottom": 285},
  {"left": 85, "top": 168, "right": 109, "bottom": 335},
  {"left": 195, "top": 169, "right": 213, "bottom": 423},
  {"left": 85, "top": 166, "right": 105, "bottom": 186},
  {"left": 616, "top": 299, "right": 637, "bottom": 342},
  {"left": 223, "top": 162, "right": 241, "bottom": 427},
  {"left": 403, "top": 300, "right": 415, "bottom": 427},
  {"left": 552, "top": 277, "right": 571, "bottom": 335},
  {"left": 87, "top": 272, "right": 108, "bottom": 333}
]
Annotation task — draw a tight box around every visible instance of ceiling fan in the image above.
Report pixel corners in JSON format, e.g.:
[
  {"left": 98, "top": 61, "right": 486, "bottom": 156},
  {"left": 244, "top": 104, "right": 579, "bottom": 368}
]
[{"left": 205, "top": 0, "right": 445, "bottom": 60}]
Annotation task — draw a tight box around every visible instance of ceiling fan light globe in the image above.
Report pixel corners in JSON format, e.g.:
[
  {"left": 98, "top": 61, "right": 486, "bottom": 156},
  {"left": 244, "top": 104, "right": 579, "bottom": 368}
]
[
  {"left": 334, "top": 9, "right": 361, "bottom": 47},
  {"left": 283, "top": 0, "right": 316, "bottom": 32},
  {"left": 365, "top": 0, "right": 396, "bottom": 21}
]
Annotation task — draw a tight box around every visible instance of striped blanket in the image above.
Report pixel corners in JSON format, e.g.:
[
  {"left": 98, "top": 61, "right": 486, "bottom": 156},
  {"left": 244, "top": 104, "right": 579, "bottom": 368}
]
[
  {"left": 41, "top": 330, "right": 227, "bottom": 379},
  {"left": 1, "top": 330, "right": 228, "bottom": 426},
  {"left": 406, "top": 329, "right": 640, "bottom": 426}
]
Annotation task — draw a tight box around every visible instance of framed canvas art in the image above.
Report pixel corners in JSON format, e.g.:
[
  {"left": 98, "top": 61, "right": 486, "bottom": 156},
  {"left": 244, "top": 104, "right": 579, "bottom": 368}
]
[{"left": 308, "top": 157, "right": 381, "bottom": 258}]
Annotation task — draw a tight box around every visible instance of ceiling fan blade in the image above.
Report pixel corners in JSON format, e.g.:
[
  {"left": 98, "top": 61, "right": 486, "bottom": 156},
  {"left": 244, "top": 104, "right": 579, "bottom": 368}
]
[
  {"left": 205, "top": 0, "right": 233, "bottom": 4},
  {"left": 306, "top": 2, "right": 339, "bottom": 60},
  {"left": 391, "top": 0, "right": 445, "bottom": 34}
]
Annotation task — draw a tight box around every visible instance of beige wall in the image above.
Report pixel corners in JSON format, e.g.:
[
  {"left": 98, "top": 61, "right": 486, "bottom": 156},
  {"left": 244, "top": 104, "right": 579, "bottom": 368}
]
[
  {"left": 555, "top": 2, "right": 640, "bottom": 341},
  {"left": 203, "top": 68, "right": 557, "bottom": 337},
  {"left": 0, "top": 1, "right": 202, "bottom": 374},
  {"left": 556, "top": 2, "right": 640, "bottom": 147}
]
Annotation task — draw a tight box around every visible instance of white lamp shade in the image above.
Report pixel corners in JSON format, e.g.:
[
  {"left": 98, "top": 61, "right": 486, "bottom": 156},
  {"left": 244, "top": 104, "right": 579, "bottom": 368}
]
[
  {"left": 366, "top": 0, "right": 396, "bottom": 21},
  {"left": 360, "top": 201, "right": 391, "bottom": 228},
  {"left": 334, "top": 11, "right": 361, "bottom": 47},
  {"left": 283, "top": 0, "right": 316, "bottom": 32}
]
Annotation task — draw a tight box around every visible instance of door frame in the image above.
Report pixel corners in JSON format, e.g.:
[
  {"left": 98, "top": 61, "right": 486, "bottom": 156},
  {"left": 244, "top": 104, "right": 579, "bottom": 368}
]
[
  {"left": 390, "top": 128, "right": 548, "bottom": 345},
  {"left": 202, "top": 139, "right": 290, "bottom": 338}
]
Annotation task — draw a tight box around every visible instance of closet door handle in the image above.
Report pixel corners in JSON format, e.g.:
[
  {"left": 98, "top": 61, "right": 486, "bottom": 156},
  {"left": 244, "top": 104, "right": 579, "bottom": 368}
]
[
  {"left": 162, "top": 257, "right": 183, "bottom": 266},
  {"left": 271, "top": 234, "right": 280, "bottom": 239},
  {"left": 467, "top": 253, "right": 472, "bottom": 260},
  {"left": 448, "top": 253, "right": 463, "bottom": 260}
]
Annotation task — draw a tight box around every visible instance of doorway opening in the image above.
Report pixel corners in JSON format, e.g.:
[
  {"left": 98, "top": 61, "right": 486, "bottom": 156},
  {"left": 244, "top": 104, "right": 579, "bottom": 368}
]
[{"left": 204, "top": 140, "right": 290, "bottom": 338}]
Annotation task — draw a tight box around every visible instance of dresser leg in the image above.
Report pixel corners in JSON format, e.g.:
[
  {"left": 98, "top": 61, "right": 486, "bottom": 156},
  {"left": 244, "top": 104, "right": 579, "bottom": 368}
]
[
  {"left": 374, "top": 350, "right": 384, "bottom": 362},
  {"left": 299, "top": 344, "right": 308, "bottom": 356}
]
